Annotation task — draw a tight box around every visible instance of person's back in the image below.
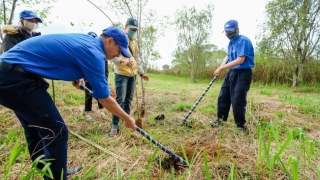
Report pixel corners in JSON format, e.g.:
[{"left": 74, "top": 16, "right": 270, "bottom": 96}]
[{"left": 1, "top": 33, "right": 106, "bottom": 83}]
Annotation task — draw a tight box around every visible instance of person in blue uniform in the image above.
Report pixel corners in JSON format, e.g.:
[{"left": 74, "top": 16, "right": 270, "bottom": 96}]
[
  {"left": 211, "top": 20, "right": 255, "bottom": 134},
  {"left": 0, "top": 26, "right": 136, "bottom": 180}
]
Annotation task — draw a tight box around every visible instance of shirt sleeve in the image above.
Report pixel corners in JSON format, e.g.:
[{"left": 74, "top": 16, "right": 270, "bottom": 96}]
[
  {"left": 77, "top": 48, "right": 110, "bottom": 99},
  {"left": 236, "top": 38, "right": 251, "bottom": 57}
]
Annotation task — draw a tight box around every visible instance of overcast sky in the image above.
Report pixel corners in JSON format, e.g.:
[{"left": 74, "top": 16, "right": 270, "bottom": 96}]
[{"left": 12, "top": 0, "right": 268, "bottom": 68}]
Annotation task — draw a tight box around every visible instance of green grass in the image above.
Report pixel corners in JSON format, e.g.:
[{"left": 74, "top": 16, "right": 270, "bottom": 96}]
[
  {"left": 279, "top": 92, "right": 320, "bottom": 114},
  {"left": 1, "top": 73, "right": 320, "bottom": 179}
]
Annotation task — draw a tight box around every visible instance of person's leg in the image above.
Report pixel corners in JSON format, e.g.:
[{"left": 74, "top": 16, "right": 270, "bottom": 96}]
[
  {"left": 84, "top": 82, "right": 92, "bottom": 116},
  {"left": 15, "top": 112, "right": 45, "bottom": 170},
  {"left": 97, "top": 99, "right": 103, "bottom": 109},
  {"left": 0, "top": 73, "right": 68, "bottom": 180},
  {"left": 122, "top": 75, "right": 136, "bottom": 115},
  {"left": 97, "top": 99, "right": 106, "bottom": 117},
  {"left": 230, "top": 69, "right": 252, "bottom": 128},
  {"left": 111, "top": 74, "right": 128, "bottom": 128},
  {"left": 84, "top": 81, "right": 93, "bottom": 119},
  {"left": 217, "top": 72, "right": 232, "bottom": 121}
]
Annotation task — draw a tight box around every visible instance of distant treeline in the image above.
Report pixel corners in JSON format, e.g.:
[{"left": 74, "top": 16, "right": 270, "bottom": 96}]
[{"left": 147, "top": 59, "right": 320, "bottom": 86}]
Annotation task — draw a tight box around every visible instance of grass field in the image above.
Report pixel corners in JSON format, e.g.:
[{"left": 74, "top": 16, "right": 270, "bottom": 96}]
[{"left": 1, "top": 73, "right": 320, "bottom": 180}]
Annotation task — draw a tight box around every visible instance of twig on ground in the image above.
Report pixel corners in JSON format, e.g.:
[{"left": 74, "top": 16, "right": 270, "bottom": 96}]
[
  {"left": 122, "top": 156, "right": 142, "bottom": 177},
  {"left": 69, "top": 129, "right": 130, "bottom": 162}
]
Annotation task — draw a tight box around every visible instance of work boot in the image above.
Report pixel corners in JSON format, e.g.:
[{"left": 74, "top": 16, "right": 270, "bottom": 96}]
[
  {"left": 211, "top": 118, "right": 222, "bottom": 127},
  {"left": 67, "top": 165, "right": 82, "bottom": 176}
]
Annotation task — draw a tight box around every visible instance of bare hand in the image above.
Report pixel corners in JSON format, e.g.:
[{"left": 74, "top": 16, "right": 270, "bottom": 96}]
[
  {"left": 122, "top": 58, "right": 133, "bottom": 67},
  {"left": 214, "top": 67, "right": 223, "bottom": 77},
  {"left": 141, "top": 74, "right": 149, "bottom": 81},
  {"left": 123, "top": 117, "right": 136, "bottom": 131},
  {"left": 72, "top": 79, "right": 85, "bottom": 89}
]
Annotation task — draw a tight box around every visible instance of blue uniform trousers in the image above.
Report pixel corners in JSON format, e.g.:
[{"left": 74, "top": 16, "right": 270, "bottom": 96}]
[
  {"left": 217, "top": 69, "right": 252, "bottom": 127},
  {"left": 0, "top": 67, "right": 68, "bottom": 180}
]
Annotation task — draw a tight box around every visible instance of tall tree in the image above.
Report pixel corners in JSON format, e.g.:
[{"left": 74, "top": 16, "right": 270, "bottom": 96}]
[
  {"left": 172, "top": 4, "right": 214, "bottom": 82},
  {"left": 260, "top": 0, "right": 320, "bottom": 87}
]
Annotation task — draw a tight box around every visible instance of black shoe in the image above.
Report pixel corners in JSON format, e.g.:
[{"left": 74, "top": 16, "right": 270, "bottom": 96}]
[
  {"left": 211, "top": 118, "right": 222, "bottom": 127},
  {"left": 67, "top": 166, "right": 82, "bottom": 176},
  {"left": 237, "top": 126, "right": 248, "bottom": 134}
]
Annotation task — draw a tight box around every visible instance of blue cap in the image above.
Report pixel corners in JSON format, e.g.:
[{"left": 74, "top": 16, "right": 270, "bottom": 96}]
[
  {"left": 102, "top": 26, "right": 131, "bottom": 58},
  {"left": 87, "top": 31, "right": 97, "bottom": 38},
  {"left": 126, "top": 17, "right": 138, "bottom": 29},
  {"left": 224, "top": 20, "right": 238, "bottom": 31},
  {"left": 19, "top": 10, "right": 43, "bottom": 23}
]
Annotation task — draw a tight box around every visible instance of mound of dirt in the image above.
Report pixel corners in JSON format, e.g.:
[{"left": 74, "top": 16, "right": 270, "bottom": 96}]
[{"left": 185, "top": 141, "right": 245, "bottom": 163}]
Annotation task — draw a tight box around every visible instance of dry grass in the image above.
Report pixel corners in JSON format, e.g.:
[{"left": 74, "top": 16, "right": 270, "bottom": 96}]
[{"left": 0, "top": 73, "right": 320, "bottom": 179}]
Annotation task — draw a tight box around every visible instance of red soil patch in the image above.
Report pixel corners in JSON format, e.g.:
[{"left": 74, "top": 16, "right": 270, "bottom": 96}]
[{"left": 185, "top": 141, "right": 245, "bottom": 163}]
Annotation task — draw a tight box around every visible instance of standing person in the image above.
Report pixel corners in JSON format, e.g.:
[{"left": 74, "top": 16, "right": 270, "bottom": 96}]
[
  {"left": 211, "top": 20, "right": 254, "bottom": 134},
  {"left": 0, "top": 26, "right": 136, "bottom": 180},
  {"left": 109, "top": 17, "right": 149, "bottom": 138},
  {"left": 1, "top": 10, "right": 42, "bottom": 52},
  {"left": 83, "top": 31, "right": 108, "bottom": 120}
]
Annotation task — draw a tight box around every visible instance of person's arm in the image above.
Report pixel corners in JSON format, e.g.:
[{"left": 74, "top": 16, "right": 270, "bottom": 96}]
[
  {"left": 220, "top": 56, "right": 229, "bottom": 67},
  {"left": 214, "top": 56, "right": 245, "bottom": 77},
  {"left": 98, "top": 97, "right": 136, "bottom": 130},
  {"left": 220, "top": 56, "right": 245, "bottom": 70},
  {"left": 73, "top": 80, "right": 135, "bottom": 131}
]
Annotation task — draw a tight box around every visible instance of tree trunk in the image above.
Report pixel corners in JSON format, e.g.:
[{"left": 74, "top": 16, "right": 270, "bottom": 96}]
[
  {"left": 2, "top": 0, "right": 6, "bottom": 25},
  {"left": 8, "top": 0, "right": 18, "bottom": 25},
  {"left": 292, "top": 63, "right": 298, "bottom": 87},
  {"left": 292, "top": 62, "right": 303, "bottom": 87}
]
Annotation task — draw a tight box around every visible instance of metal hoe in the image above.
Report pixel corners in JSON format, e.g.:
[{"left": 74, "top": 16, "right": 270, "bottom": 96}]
[
  {"left": 182, "top": 76, "right": 217, "bottom": 125},
  {"left": 79, "top": 84, "right": 187, "bottom": 165}
]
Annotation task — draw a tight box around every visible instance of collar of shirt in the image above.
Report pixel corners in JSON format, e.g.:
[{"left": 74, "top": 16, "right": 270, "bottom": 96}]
[
  {"left": 230, "top": 34, "right": 240, "bottom": 43},
  {"left": 98, "top": 37, "right": 105, "bottom": 52}
]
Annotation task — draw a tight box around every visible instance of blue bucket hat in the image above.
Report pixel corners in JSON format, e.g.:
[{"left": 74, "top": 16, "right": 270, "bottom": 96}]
[
  {"left": 19, "top": 10, "right": 43, "bottom": 23},
  {"left": 102, "top": 26, "right": 131, "bottom": 58},
  {"left": 224, "top": 20, "right": 238, "bottom": 31}
]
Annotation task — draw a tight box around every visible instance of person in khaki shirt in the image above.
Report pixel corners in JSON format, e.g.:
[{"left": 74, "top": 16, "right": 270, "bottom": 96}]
[{"left": 109, "top": 17, "right": 149, "bottom": 137}]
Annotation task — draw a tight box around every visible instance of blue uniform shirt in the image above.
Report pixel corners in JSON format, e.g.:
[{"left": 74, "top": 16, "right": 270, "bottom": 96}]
[
  {"left": 0, "top": 33, "right": 110, "bottom": 99},
  {"left": 227, "top": 34, "right": 255, "bottom": 70}
]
